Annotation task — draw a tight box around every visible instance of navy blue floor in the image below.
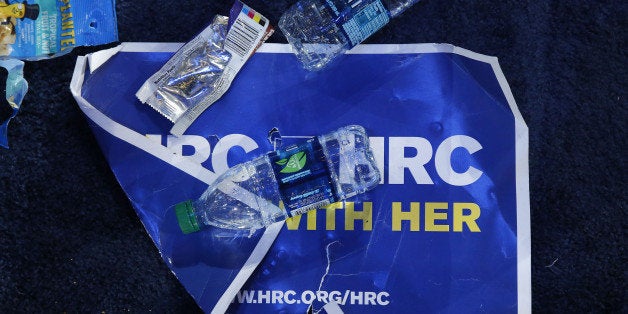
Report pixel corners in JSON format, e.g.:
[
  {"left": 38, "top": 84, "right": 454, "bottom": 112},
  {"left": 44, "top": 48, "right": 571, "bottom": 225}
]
[{"left": 0, "top": 0, "right": 624, "bottom": 312}]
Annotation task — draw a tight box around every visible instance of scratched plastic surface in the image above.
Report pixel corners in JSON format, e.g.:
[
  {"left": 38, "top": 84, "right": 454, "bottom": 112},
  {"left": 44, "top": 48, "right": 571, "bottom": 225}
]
[
  {"left": 177, "top": 125, "right": 381, "bottom": 231},
  {"left": 279, "top": 0, "right": 419, "bottom": 70}
]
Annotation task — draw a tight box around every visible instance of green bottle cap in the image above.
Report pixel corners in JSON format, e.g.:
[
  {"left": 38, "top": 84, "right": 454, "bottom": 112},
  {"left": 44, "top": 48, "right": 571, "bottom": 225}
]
[{"left": 175, "top": 200, "right": 200, "bottom": 234}]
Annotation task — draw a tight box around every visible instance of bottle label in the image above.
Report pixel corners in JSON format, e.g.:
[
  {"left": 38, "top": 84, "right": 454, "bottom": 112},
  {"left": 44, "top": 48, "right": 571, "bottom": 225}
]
[
  {"left": 324, "top": 0, "right": 391, "bottom": 47},
  {"left": 268, "top": 138, "right": 337, "bottom": 217}
]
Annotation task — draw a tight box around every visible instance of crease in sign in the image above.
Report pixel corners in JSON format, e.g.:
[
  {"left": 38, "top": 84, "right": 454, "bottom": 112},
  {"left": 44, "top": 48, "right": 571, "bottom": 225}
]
[
  {"left": 448, "top": 54, "right": 511, "bottom": 115},
  {"left": 310, "top": 240, "right": 341, "bottom": 314},
  {"left": 70, "top": 52, "right": 284, "bottom": 314},
  {"left": 72, "top": 42, "right": 530, "bottom": 313}
]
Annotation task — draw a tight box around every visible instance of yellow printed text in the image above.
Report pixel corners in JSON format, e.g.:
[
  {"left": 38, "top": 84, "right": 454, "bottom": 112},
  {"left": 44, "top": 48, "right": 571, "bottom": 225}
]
[{"left": 285, "top": 201, "right": 481, "bottom": 232}]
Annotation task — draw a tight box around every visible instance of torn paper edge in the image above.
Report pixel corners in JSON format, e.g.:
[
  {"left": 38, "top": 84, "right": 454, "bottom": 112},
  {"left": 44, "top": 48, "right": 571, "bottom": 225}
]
[
  {"left": 70, "top": 51, "right": 285, "bottom": 313},
  {"left": 71, "top": 42, "right": 530, "bottom": 314}
]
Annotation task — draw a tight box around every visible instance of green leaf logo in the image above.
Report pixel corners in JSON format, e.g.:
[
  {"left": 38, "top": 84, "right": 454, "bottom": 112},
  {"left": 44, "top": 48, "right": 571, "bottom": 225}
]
[{"left": 278, "top": 151, "right": 307, "bottom": 173}]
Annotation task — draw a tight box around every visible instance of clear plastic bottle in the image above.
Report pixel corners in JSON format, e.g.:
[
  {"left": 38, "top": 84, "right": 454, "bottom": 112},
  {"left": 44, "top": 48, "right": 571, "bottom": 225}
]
[
  {"left": 175, "top": 125, "right": 381, "bottom": 233},
  {"left": 279, "top": 0, "right": 419, "bottom": 71}
]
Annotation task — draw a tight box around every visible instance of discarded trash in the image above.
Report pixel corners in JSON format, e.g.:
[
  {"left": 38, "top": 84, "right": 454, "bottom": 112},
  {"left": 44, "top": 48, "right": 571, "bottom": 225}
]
[
  {"left": 279, "top": 0, "right": 418, "bottom": 70},
  {"left": 73, "top": 43, "right": 530, "bottom": 312},
  {"left": 0, "top": 58, "right": 27, "bottom": 148},
  {"left": 136, "top": 1, "right": 273, "bottom": 137},
  {"left": 175, "top": 125, "right": 381, "bottom": 232},
  {"left": 0, "top": 0, "right": 118, "bottom": 60}
]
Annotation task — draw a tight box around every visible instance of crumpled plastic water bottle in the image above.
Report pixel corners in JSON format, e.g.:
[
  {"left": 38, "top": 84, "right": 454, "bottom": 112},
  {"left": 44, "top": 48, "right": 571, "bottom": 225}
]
[
  {"left": 279, "top": 0, "right": 419, "bottom": 71},
  {"left": 175, "top": 125, "right": 381, "bottom": 233}
]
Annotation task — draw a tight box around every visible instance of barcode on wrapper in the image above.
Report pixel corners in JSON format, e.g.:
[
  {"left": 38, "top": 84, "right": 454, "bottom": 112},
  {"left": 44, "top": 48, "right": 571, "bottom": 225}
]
[
  {"left": 225, "top": 4, "right": 269, "bottom": 60},
  {"left": 226, "top": 20, "right": 258, "bottom": 58}
]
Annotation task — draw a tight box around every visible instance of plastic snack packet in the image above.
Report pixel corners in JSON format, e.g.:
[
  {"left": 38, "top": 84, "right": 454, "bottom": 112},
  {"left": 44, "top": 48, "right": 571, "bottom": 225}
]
[
  {"left": 136, "top": 1, "right": 273, "bottom": 137},
  {"left": 0, "top": 58, "right": 27, "bottom": 148},
  {"left": 0, "top": 1, "right": 118, "bottom": 60}
]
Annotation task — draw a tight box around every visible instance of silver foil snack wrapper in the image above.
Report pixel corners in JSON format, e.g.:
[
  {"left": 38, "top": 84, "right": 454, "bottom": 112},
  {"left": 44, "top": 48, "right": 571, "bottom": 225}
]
[{"left": 136, "top": 16, "right": 231, "bottom": 127}]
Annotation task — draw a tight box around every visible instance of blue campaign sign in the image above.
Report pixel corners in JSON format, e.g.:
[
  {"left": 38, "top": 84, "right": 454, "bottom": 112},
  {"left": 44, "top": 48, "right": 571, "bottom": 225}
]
[{"left": 71, "top": 43, "right": 530, "bottom": 313}]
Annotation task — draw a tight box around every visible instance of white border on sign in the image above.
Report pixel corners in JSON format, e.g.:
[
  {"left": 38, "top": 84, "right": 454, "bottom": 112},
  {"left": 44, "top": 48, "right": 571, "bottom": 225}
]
[{"left": 71, "top": 43, "right": 531, "bottom": 314}]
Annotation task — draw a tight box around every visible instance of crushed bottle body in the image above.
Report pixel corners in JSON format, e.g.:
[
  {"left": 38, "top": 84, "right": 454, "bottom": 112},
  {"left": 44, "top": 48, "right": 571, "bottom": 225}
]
[
  {"left": 175, "top": 125, "right": 381, "bottom": 233},
  {"left": 279, "top": 0, "right": 419, "bottom": 70}
]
